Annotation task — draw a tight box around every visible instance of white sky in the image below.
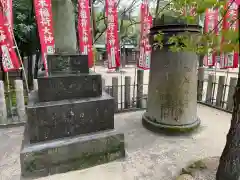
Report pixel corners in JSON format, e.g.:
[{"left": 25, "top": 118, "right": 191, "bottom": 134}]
[{"left": 94, "top": 0, "right": 169, "bottom": 17}]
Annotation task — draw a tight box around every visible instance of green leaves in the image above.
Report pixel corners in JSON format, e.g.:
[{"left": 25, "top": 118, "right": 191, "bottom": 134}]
[{"left": 152, "top": 0, "right": 239, "bottom": 55}]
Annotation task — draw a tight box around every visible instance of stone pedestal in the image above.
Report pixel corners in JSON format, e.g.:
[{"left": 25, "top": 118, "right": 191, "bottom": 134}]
[
  {"left": 20, "top": 55, "right": 125, "bottom": 179},
  {"left": 142, "top": 25, "right": 201, "bottom": 133}
]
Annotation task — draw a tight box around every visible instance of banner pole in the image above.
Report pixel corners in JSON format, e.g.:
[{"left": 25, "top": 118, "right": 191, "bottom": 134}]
[{"left": 11, "top": 32, "right": 29, "bottom": 93}]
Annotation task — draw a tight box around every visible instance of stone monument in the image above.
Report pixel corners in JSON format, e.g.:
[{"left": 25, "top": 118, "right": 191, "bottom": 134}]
[
  {"left": 20, "top": 54, "right": 125, "bottom": 179},
  {"left": 142, "top": 15, "right": 201, "bottom": 133}
]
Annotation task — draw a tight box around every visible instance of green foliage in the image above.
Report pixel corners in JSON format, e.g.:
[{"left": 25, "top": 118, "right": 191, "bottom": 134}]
[
  {"left": 13, "top": 0, "right": 39, "bottom": 55},
  {"left": 153, "top": 0, "right": 239, "bottom": 55}
]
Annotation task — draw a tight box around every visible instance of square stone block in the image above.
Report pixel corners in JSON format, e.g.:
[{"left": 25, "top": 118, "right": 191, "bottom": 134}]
[
  {"left": 47, "top": 54, "right": 89, "bottom": 75},
  {"left": 20, "top": 128, "right": 125, "bottom": 179},
  {"left": 27, "top": 91, "right": 114, "bottom": 143},
  {"left": 38, "top": 72, "right": 102, "bottom": 102}
]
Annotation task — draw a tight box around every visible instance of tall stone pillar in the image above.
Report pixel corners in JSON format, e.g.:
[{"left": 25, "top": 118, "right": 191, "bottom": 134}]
[{"left": 142, "top": 24, "right": 201, "bottom": 133}]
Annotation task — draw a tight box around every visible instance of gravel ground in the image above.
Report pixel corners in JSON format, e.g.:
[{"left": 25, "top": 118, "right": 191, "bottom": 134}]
[{"left": 0, "top": 104, "right": 231, "bottom": 180}]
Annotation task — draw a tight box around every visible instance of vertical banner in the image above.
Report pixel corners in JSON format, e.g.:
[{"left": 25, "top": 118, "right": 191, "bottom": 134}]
[
  {"left": 204, "top": 8, "right": 219, "bottom": 66},
  {"left": 0, "top": 3, "right": 20, "bottom": 72},
  {"left": 106, "top": 0, "right": 120, "bottom": 69},
  {"left": 1, "top": 0, "right": 13, "bottom": 45},
  {"left": 78, "top": 0, "right": 93, "bottom": 68},
  {"left": 144, "top": 15, "right": 152, "bottom": 69},
  {"left": 138, "top": 3, "right": 145, "bottom": 69},
  {"left": 34, "top": 0, "right": 55, "bottom": 75},
  {"left": 138, "top": 0, "right": 152, "bottom": 70},
  {"left": 221, "top": 0, "right": 238, "bottom": 68}
]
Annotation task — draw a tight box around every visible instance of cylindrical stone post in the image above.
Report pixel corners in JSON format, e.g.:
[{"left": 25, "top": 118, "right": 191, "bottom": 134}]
[
  {"left": 33, "top": 79, "right": 38, "bottom": 91},
  {"left": 15, "top": 80, "right": 26, "bottom": 122},
  {"left": 0, "top": 81, "right": 7, "bottom": 124},
  {"left": 142, "top": 24, "right": 201, "bottom": 132}
]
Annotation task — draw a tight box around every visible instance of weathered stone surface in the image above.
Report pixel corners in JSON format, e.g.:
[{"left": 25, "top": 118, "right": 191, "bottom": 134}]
[
  {"left": 177, "top": 157, "right": 219, "bottom": 180},
  {"left": 176, "top": 174, "right": 194, "bottom": 180},
  {"left": 20, "top": 128, "right": 125, "bottom": 179},
  {"left": 47, "top": 54, "right": 89, "bottom": 75},
  {"left": 38, "top": 72, "right": 102, "bottom": 102},
  {"left": 27, "top": 91, "right": 114, "bottom": 143}
]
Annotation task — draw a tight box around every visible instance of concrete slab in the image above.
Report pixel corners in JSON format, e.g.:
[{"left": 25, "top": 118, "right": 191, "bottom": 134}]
[{"left": 0, "top": 104, "right": 231, "bottom": 180}]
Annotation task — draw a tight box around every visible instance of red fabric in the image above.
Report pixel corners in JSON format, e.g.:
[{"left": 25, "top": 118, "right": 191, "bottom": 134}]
[
  {"left": 138, "top": 1, "right": 152, "bottom": 70},
  {"left": 106, "top": 0, "right": 120, "bottom": 69},
  {"left": 204, "top": 8, "right": 219, "bottom": 66},
  {"left": 0, "top": 2, "right": 20, "bottom": 72},
  {"left": 78, "top": 0, "right": 93, "bottom": 68},
  {"left": 34, "top": 0, "right": 55, "bottom": 75},
  {"left": 220, "top": 0, "right": 238, "bottom": 69}
]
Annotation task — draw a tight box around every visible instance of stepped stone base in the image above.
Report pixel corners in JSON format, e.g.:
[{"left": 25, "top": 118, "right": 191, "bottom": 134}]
[
  {"left": 20, "top": 127, "right": 125, "bottom": 179},
  {"left": 38, "top": 72, "right": 102, "bottom": 102},
  {"left": 27, "top": 91, "right": 114, "bottom": 143}
]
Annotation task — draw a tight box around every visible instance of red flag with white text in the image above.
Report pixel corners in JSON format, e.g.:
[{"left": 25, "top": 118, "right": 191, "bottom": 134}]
[
  {"left": 204, "top": 8, "right": 219, "bottom": 66},
  {"left": 0, "top": 3, "right": 20, "bottom": 72},
  {"left": 220, "top": 0, "right": 238, "bottom": 69},
  {"left": 138, "top": 3, "right": 145, "bottom": 69},
  {"left": 78, "top": 0, "right": 93, "bottom": 68},
  {"left": 138, "top": 0, "right": 152, "bottom": 70},
  {"left": 34, "top": 0, "right": 55, "bottom": 75},
  {"left": 0, "top": 0, "right": 13, "bottom": 46},
  {"left": 106, "top": 0, "right": 120, "bottom": 69}
]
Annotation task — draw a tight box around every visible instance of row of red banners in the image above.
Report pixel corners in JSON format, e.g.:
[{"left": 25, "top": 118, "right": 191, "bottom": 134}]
[
  {"left": 2, "top": 0, "right": 239, "bottom": 72},
  {"left": 137, "top": 0, "right": 152, "bottom": 70},
  {"left": 34, "top": 0, "right": 95, "bottom": 72},
  {"left": 34, "top": 0, "right": 120, "bottom": 71},
  {"left": 204, "top": 0, "right": 239, "bottom": 69}
]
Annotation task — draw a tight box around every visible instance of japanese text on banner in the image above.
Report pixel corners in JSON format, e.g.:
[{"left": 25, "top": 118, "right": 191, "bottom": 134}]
[
  {"left": 220, "top": 0, "right": 238, "bottom": 69},
  {"left": 34, "top": 0, "right": 55, "bottom": 74},
  {"left": 1, "top": 0, "right": 13, "bottom": 46},
  {"left": 78, "top": 0, "right": 93, "bottom": 68},
  {"left": 0, "top": 7, "right": 20, "bottom": 72},
  {"left": 138, "top": 0, "right": 152, "bottom": 70},
  {"left": 204, "top": 8, "right": 219, "bottom": 67},
  {"left": 106, "top": 0, "right": 120, "bottom": 69}
]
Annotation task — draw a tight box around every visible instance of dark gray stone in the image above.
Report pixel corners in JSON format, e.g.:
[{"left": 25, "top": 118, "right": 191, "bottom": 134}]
[
  {"left": 20, "top": 127, "right": 125, "bottom": 179},
  {"left": 27, "top": 91, "right": 115, "bottom": 143},
  {"left": 47, "top": 54, "right": 89, "bottom": 75},
  {"left": 38, "top": 72, "right": 102, "bottom": 102}
]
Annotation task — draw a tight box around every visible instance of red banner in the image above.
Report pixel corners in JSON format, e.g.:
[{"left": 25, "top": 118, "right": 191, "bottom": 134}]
[
  {"left": 138, "top": 1, "right": 152, "bottom": 70},
  {"left": 1, "top": 0, "right": 13, "bottom": 45},
  {"left": 78, "top": 0, "right": 93, "bottom": 68},
  {"left": 204, "top": 8, "right": 219, "bottom": 66},
  {"left": 34, "top": 0, "right": 55, "bottom": 75},
  {"left": 0, "top": 2, "right": 20, "bottom": 72},
  {"left": 106, "top": 0, "right": 120, "bottom": 69},
  {"left": 220, "top": 0, "right": 238, "bottom": 69}
]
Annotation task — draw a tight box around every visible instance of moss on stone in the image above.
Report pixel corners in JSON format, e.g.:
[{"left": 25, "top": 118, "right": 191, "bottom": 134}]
[
  {"left": 181, "top": 159, "right": 207, "bottom": 176},
  {"left": 23, "top": 143, "right": 125, "bottom": 175}
]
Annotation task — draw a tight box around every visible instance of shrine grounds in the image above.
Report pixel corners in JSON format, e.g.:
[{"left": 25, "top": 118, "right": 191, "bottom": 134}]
[
  {"left": 0, "top": 104, "right": 231, "bottom": 180},
  {"left": 0, "top": 65, "right": 235, "bottom": 180}
]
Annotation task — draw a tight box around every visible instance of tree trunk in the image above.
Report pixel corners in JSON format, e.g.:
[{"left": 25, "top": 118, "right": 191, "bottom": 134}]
[
  {"left": 27, "top": 54, "right": 33, "bottom": 88},
  {"left": 216, "top": 7, "right": 240, "bottom": 180},
  {"left": 216, "top": 68, "right": 240, "bottom": 180},
  {"left": 52, "top": 0, "right": 77, "bottom": 53}
]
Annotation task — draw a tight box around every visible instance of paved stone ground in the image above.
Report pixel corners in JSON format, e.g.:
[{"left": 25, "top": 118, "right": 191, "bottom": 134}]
[{"left": 0, "top": 104, "right": 231, "bottom": 180}]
